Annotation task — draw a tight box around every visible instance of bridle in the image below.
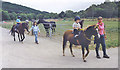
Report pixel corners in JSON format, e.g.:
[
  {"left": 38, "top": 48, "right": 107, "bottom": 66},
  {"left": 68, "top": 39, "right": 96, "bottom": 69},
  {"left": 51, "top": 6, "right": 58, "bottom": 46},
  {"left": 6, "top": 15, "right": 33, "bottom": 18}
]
[{"left": 83, "top": 28, "right": 99, "bottom": 41}]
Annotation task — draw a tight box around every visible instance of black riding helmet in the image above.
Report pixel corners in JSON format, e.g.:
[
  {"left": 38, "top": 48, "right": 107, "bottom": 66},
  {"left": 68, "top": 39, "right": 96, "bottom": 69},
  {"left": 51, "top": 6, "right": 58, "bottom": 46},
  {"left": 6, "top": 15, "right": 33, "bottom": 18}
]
[
  {"left": 18, "top": 16, "right": 21, "bottom": 19},
  {"left": 74, "top": 16, "right": 80, "bottom": 21}
]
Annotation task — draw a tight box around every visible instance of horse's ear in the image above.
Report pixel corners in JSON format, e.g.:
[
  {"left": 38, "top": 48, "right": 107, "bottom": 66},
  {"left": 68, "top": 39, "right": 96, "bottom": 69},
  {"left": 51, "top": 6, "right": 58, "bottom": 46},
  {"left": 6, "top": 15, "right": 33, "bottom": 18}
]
[{"left": 79, "top": 20, "right": 84, "bottom": 24}]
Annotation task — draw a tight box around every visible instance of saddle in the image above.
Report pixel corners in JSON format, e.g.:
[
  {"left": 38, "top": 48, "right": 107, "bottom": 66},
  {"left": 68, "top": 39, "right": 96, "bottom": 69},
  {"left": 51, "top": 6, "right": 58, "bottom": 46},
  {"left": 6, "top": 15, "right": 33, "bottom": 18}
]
[{"left": 72, "top": 29, "right": 83, "bottom": 34}]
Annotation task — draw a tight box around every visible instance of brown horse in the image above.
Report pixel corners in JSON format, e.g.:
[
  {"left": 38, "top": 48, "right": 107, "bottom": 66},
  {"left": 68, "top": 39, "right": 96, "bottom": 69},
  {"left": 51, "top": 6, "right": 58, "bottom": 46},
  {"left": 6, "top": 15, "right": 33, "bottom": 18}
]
[
  {"left": 10, "top": 23, "right": 29, "bottom": 42},
  {"left": 63, "top": 24, "right": 100, "bottom": 62}
]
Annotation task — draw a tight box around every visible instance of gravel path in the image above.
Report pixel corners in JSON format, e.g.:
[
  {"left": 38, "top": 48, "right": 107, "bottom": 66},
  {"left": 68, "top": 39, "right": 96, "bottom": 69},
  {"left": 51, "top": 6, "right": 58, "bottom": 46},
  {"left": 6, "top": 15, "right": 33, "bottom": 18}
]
[{"left": 0, "top": 27, "right": 118, "bottom": 68}]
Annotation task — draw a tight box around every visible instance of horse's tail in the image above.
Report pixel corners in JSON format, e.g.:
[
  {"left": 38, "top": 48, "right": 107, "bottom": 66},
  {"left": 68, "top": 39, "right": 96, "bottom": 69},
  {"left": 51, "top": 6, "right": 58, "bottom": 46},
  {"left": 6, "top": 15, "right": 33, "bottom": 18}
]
[
  {"left": 63, "top": 32, "right": 67, "bottom": 49},
  {"left": 10, "top": 25, "right": 15, "bottom": 36},
  {"left": 63, "top": 32, "right": 68, "bottom": 55}
]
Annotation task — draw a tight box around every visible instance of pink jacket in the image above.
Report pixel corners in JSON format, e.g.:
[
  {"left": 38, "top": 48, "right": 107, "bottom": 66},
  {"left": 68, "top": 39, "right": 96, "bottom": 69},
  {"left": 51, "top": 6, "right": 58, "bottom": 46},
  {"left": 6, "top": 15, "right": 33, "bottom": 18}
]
[{"left": 97, "top": 22, "right": 104, "bottom": 35}]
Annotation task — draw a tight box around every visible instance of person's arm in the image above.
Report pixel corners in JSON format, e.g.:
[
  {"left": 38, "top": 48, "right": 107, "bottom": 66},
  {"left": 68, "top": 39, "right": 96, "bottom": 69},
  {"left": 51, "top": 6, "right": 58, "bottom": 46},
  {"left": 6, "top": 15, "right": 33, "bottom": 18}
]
[
  {"left": 104, "top": 25, "right": 107, "bottom": 38},
  {"left": 37, "top": 26, "right": 40, "bottom": 35},
  {"left": 38, "top": 27, "right": 40, "bottom": 33},
  {"left": 16, "top": 22, "right": 22, "bottom": 24},
  {"left": 29, "top": 26, "right": 33, "bottom": 32},
  {"left": 73, "top": 23, "right": 78, "bottom": 29},
  {"left": 72, "top": 23, "right": 75, "bottom": 29}
]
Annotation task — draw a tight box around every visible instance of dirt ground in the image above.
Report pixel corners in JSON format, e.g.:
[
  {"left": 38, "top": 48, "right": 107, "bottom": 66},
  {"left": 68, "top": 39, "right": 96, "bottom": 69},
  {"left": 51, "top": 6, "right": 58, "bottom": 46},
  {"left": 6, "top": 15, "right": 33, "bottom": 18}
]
[{"left": 0, "top": 27, "right": 118, "bottom": 68}]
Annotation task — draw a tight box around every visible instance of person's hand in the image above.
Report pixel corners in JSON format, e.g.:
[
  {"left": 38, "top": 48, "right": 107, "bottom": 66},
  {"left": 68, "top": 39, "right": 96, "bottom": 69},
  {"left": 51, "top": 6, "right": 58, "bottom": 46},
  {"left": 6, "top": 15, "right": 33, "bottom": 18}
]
[
  {"left": 96, "top": 24, "right": 99, "bottom": 26},
  {"left": 104, "top": 35, "right": 107, "bottom": 39},
  {"left": 38, "top": 32, "right": 40, "bottom": 36}
]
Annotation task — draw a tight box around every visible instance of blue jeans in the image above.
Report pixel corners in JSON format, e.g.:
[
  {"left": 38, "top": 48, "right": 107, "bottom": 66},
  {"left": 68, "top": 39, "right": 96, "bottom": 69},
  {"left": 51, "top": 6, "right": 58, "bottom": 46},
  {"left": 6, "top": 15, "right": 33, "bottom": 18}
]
[
  {"left": 34, "top": 31, "right": 38, "bottom": 43},
  {"left": 95, "top": 35, "right": 107, "bottom": 56},
  {"left": 15, "top": 23, "right": 20, "bottom": 29}
]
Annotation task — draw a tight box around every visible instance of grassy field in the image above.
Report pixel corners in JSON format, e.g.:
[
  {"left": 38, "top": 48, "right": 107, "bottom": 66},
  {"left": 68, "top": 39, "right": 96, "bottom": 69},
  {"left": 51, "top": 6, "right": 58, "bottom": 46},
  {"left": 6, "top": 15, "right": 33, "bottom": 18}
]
[{"left": 0, "top": 19, "right": 119, "bottom": 49}]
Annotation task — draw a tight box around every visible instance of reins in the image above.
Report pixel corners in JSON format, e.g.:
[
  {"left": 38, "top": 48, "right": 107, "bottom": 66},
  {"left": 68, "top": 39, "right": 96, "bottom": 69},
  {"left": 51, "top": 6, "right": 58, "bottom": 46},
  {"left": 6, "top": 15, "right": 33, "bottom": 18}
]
[
  {"left": 83, "top": 30, "right": 98, "bottom": 41},
  {"left": 83, "top": 32, "right": 94, "bottom": 41}
]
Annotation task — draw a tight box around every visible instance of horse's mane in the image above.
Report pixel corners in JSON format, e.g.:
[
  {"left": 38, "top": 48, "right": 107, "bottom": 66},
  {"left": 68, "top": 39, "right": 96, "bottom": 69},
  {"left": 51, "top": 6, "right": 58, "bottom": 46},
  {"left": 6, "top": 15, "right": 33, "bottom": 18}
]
[{"left": 84, "top": 24, "right": 96, "bottom": 31}]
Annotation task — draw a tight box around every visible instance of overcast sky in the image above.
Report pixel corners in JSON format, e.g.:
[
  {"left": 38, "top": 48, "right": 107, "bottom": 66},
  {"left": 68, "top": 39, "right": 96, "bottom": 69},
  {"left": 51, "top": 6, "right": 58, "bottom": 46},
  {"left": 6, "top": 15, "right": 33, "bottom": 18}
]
[{"left": 2, "top": 0, "right": 116, "bottom": 13}]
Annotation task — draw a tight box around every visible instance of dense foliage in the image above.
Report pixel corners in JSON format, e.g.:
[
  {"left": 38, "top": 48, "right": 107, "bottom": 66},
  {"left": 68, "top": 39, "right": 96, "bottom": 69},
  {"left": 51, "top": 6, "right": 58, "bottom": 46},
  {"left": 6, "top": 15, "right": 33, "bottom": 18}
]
[{"left": 2, "top": 1, "right": 119, "bottom": 21}]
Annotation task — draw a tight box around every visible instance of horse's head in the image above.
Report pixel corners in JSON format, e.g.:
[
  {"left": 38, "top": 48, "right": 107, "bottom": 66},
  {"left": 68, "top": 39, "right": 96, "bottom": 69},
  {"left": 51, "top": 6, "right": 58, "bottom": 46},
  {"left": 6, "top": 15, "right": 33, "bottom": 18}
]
[
  {"left": 37, "top": 19, "right": 46, "bottom": 24},
  {"left": 79, "top": 20, "right": 84, "bottom": 28},
  {"left": 22, "top": 23, "right": 29, "bottom": 31},
  {"left": 85, "top": 24, "right": 100, "bottom": 38}
]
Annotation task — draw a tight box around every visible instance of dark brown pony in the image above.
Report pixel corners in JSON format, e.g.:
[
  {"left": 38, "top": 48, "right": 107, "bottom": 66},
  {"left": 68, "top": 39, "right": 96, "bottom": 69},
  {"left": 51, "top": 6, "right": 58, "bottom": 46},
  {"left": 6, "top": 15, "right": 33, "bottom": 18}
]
[
  {"left": 63, "top": 24, "right": 100, "bottom": 62},
  {"left": 10, "top": 23, "right": 29, "bottom": 42}
]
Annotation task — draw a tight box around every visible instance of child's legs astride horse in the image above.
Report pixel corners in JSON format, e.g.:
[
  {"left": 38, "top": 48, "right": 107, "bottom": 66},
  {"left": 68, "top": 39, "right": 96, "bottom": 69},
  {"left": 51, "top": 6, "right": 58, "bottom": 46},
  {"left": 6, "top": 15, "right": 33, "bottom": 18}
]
[
  {"left": 73, "top": 29, "right": 81, "bottom": 45},
  {"left": 15, "top": 23, "right": 20, "bottom": 30},
  {"left": 73, "top": 29, "right": 79, "bottom": 37}
]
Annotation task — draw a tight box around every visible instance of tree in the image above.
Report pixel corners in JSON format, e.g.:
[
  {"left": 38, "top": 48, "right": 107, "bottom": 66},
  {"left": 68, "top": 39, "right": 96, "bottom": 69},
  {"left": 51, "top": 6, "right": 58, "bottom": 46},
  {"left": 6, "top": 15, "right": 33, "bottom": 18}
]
[
  {"left": 2, "top": 11, "right": 10, "bottom": 20},
  {"left": 64, "top": 10, "right": 74, "bottom": 18},
  {"left": 59, "top": 11, "right": 65, "bottom": 18},
  {"left": 19, "top": 13, "right": 27, "bottom": 21},
  {"left": 37, "top": 14, "right": 44, "bottom": 19},
  {"left": 9, "top": 12, "right": 17, "bottom": 20}
]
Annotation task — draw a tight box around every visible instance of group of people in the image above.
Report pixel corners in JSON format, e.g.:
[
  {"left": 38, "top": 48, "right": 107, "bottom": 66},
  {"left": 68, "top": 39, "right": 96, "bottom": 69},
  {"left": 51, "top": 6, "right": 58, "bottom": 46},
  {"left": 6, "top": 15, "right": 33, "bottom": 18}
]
[
  {"left": 15, "top": 16, "right": 40, "bottom": 44},
  {"left": 14, "top": 16, "right": 110, "bottom": 59},
  {"left": 72, "top": 16, "right": 110, "bottom": 59}
]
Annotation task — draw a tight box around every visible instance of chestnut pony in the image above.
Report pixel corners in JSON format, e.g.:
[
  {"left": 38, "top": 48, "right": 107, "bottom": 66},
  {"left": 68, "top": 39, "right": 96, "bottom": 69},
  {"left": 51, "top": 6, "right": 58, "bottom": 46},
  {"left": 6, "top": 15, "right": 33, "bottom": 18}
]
[{"left": 63, "top": 24, "right": 100, "bottom": 62}]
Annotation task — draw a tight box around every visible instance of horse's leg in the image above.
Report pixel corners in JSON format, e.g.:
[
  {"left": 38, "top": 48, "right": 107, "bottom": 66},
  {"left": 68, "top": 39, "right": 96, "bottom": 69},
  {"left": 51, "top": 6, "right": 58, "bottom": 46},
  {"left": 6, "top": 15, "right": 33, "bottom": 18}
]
[
  {"left": 21, "top": 33, "right": 25, "bottom": 42},
  {"left": 69, "top": 43, "right": 75, "bottom": 57},
  {"left": 52, "top": 29, "right": 54, "bottom": 34},
  {"left": 13, "top": 32, "right": 16, "bottom": 41},
  {"left": 20, "top": 34, "right": 22, "bottom": 42},
  {"left": 63, "top": 39, "right": 67, "bottom": 56},
  {"left": 53, "top": 28, "right": 55, "bottom": 33},
  {"left": 45, "top": 29, "right": 48, "bottom": 37},
  {"left": 85, "top": 45, "right": 89, "bottom": 58},
  {"left": 46, "top": 29, "right": 49, "bottom": 37},
  {"left": 18, "top": 33, "right": 21, "bottom": 42},
  {"left": 82, "top": 45, "right": 86, "bottom": 62}
]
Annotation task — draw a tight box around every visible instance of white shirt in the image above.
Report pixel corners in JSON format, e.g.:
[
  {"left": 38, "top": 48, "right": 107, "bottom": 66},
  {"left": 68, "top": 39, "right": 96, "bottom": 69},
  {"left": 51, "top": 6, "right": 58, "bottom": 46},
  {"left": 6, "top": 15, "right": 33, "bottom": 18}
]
[
  {"left": 72, "top": 22, "right": 81, "bottom": 29},
  {"left": 29, "top": 25, "right": 40, "bottom": 32}
]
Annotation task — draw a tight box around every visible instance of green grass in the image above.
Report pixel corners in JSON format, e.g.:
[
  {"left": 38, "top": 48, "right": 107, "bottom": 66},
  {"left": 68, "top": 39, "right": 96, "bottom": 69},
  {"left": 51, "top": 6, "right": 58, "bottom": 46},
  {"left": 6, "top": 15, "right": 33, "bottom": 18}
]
[
  {"left": 53, "top": 19, "right": 119, "bottom": 49},
  {"left": 0, "top": 19, "right": 119, "bottom": 49}
]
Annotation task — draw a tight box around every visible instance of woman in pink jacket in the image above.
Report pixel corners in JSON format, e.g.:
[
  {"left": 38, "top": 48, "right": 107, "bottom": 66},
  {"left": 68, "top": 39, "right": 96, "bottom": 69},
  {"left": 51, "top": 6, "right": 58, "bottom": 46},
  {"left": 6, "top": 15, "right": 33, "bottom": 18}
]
[{"left": 95, "top": 16, "right": 110, "bottom": 59}]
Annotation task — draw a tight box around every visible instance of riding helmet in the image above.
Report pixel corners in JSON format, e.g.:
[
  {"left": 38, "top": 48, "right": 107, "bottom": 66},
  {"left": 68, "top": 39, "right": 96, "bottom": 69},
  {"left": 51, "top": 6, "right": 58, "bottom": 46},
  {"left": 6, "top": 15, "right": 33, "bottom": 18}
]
[
  {"left": 18, "top": 16, "right": 21, "bottom": 18},
  {"left": 74, "top": 16, "right": 80, "bottom": 21}
]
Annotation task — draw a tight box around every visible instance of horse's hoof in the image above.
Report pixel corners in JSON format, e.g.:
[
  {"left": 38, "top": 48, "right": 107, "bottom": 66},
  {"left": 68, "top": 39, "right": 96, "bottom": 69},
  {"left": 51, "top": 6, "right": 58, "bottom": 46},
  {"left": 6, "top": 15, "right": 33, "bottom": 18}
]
[
  {"left": 83, "top": 60, "right": 87, "bottom": 62},
  {"left": 72, "top": 55, "right": 75, "bottom": 57},
  {"left": 20, "top": 41, "right": 23, "bottom": 44},
  {"left": 63, "top": 54, "right": 65, "bottom": 56}
]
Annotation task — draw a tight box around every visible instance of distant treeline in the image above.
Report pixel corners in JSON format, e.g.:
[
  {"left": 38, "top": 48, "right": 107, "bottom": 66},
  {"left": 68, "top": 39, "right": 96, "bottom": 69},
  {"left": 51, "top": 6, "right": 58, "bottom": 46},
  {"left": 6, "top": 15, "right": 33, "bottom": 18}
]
[{"left": 1, "top": 1, "right": 119, "bottom": 21}]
